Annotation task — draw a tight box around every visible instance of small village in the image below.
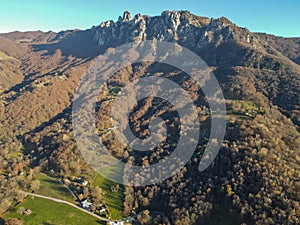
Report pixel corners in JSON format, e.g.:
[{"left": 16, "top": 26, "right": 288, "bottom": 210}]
[{"left": 60, "top": 176, "right": 134, "bottom": 225}]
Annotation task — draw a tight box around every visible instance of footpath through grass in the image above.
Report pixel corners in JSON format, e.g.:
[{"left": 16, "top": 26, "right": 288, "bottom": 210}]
[
  {"left": 3, "top": 197, "right": 105, "bottom": 225},
  {"left": 35, "top": 173, "right": 76, "bottom": 203}
]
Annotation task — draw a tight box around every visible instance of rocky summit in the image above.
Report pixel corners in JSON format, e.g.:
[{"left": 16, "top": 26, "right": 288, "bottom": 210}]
[{"left": 93, "top": 11, "right": 262, "bottom": 50}]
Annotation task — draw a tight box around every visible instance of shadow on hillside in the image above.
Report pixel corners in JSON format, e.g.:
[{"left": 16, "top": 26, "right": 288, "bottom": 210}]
[
  {"left": 3, "top": 57, "right": 82, "bottom": 103},
  {"left": 31, "top": 29, "right": 102, "bottom": 59},
  {"left": 20, "top": 105, "right": 72, "bottom": 167},
  {"left": 196, "top": 208, "right": 242, "bottom": 225},
  {"left": 32, "top": 106, "right": 72, "bottom": 134}
]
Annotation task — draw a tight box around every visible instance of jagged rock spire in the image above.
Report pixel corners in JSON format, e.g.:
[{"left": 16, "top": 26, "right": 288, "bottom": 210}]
[{"left": 122, "top": 11, "right": 132, "bottom": 22}]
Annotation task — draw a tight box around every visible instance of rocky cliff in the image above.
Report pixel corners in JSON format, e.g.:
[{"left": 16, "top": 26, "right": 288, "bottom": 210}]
[{"left": 93, "top": 11, "right": 262, "bottom": 50}]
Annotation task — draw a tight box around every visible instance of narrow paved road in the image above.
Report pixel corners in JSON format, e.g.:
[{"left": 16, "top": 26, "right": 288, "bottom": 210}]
[{"left": 21, "top": 192, "right": 110, "bottom": 222}]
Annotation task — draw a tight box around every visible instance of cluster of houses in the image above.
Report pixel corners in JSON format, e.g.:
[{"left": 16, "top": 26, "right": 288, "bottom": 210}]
[
  {"left": 62, "top": 176, "right": 132, "bottom": 225},
  {"left": 78, "top": 199, "right": 130, "bottom": 225},
  {"left": 79, "top": 199, "right": 132, "bottom": 225}
]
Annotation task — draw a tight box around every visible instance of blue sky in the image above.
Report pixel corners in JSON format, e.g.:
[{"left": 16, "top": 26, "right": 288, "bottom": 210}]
[{"left": 0, "top": 0, "right": 299, "bottom": 37}]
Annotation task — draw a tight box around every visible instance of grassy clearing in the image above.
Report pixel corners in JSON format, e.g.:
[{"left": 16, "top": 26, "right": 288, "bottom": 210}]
[
  {"left": 0, "top": 51, "right": 10, "bottom": 60},
  {"left": 92, "top": 166, "right": 124, "bottom": 220},
  {"left": 7, "top": 150, "right": 23, "bottom": 159},
  {"left": 35, "top": 173, "right": 76, "bottom": 203},
  {"left": 199, "top": 100, "right": 259, "bottom": 129},
  {"left": 3, "top": 197, "right": 105, "bottom": 225},
  {"left": 227, "top": 100, "right": 261, "bottom": 114},
  {"left": 232, "top": 100, "right": 259, "bottom": 110},
  {"left": 108, "top": 87, "right": 121, "bottom": 97},
  {"left": 226, "top": 100, "right": 264, "bottom": 120}
]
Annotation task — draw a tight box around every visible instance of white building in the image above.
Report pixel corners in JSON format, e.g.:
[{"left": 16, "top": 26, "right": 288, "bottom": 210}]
[
  {"left": 99, "top": 208, "right": 106, "bottom": 213},
  {"left": 80, "top": 199, "right": 92, "bottom": 209},
  {"left": 109, "top": 221, "right": 124, "bottom": 225}
]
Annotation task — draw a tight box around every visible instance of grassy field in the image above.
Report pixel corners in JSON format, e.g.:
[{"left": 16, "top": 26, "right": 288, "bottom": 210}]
[
  {"left": 3, "top": 197, "right": 105, "bottom": 225},
  {"left": 35, "top": 173, "right": 76, "bottom": 203},
  {"left": 92, "top": 167, "right": 124, "bottom": 220},
  {"left": 32, "top": 172, "right": 124, "bottom": 220},
  {"left": 7, "top": 150, "right": 23, "bottom": 159}
]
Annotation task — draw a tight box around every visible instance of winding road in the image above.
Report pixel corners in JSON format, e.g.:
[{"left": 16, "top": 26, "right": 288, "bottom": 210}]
[{"left": 21, "top": 192, "right": 110, "bottom": 222}]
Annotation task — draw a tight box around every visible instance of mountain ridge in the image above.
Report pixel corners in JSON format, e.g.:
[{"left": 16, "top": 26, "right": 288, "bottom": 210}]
[{"left": 1, "top": 10, "right": 299, "bottom": 68}]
